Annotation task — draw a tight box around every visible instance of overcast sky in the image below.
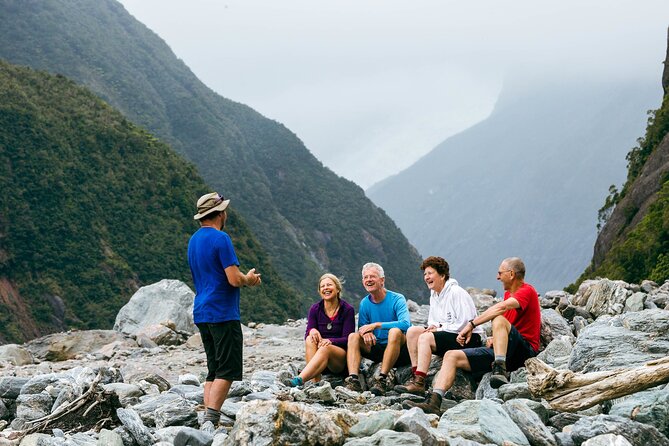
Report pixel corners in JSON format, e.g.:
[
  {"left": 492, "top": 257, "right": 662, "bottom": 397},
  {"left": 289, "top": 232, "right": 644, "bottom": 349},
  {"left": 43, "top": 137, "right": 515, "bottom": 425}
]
[{"left": 118, "top": 0, "right": 669, "bottom": 188}]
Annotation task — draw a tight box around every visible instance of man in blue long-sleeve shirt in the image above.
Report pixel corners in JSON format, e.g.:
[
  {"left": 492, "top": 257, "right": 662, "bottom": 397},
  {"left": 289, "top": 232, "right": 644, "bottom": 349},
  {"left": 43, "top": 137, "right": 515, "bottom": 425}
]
[{"left": 345, "top": 262, "right": 411, "bottom": 395}]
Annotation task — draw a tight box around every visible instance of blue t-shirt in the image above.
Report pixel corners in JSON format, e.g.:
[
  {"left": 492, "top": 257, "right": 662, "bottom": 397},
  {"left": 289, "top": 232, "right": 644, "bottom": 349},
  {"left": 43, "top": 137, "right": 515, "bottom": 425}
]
[
  {"left": 188, "top": 227, "right": 240, "bottom": 323},
  {"left": 358, "top": 290, "right": 411, "bottom": 345}
]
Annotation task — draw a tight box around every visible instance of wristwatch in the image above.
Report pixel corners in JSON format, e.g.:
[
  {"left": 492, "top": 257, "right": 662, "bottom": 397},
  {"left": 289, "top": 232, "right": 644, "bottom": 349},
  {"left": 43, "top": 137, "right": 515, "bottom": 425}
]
[{"left": 468, "top": 319, "right": 476, "bottom": 329}]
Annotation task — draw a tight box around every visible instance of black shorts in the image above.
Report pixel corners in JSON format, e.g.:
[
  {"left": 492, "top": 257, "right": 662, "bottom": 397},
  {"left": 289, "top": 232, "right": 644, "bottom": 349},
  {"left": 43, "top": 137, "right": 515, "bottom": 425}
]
[
  {"left": 362, "top": 343, "right": 411, "bottom": 367},
  {"left": 433, "top": 331, "right": 482, "bottom": 356},
  {"left": 197, "top": 321, "right": 243, "bottom": 382},
  {"left": 464, "top": 325, "right": 537, "bottom": 375}
]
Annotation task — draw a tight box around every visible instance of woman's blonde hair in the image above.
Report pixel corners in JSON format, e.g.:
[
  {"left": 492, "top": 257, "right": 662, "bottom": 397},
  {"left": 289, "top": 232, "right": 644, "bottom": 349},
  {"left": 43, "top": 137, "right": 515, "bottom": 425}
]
[{"left": 318, "top": 273, "right": 343, "bottom": 298}]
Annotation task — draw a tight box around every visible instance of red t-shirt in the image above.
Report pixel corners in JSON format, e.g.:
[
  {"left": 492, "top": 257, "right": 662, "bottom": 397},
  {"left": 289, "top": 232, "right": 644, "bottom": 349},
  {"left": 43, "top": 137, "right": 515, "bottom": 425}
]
[{"left": 503, "top": 282, "right": 541, "bottom": 351}]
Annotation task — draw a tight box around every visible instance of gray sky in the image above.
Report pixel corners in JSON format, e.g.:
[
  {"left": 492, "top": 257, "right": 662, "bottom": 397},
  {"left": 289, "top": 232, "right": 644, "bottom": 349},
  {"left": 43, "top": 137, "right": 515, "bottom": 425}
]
[{"left": 118, "top": 0, "right": 669, "bottom": 188}]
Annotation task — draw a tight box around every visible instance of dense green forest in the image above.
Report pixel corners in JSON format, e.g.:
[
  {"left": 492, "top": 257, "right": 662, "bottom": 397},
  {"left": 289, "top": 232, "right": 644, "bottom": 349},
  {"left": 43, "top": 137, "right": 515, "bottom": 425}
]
[
  {"left": 0, "top": 0, "right": 426, "bottom": 308},
  {"left": 572, "top": 88, "right": 669, "bottom": 289},
  {"left": 0, "top": 61, "right": 301, "bottom": 343}
]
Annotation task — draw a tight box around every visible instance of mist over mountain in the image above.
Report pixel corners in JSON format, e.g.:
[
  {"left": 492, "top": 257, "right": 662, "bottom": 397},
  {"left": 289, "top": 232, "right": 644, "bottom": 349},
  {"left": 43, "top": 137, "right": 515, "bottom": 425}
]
[
  {"left": 368, "top": 76, "right": 659, "bottom": 292},
  {"left": 0, "top": 0, "right": 425, "bottom": 306}
]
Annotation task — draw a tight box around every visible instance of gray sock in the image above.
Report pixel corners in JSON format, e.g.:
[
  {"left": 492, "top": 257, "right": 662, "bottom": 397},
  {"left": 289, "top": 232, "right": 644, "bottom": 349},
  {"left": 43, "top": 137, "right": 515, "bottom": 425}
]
[
  {"left": 495, "top": 355, "right": 506, "bottom": 363},
  {"left": 203, "top": 407, "right": 221, "bottom": 423},
  {"left": 433, "top": 389, "right": 445, "bottom": 397}
]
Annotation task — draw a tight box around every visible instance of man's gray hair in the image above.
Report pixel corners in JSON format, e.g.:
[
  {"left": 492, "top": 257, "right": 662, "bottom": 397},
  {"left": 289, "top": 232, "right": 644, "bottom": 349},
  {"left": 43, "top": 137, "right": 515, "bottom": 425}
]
[
  {"left": 362, "top": 262, "right": 385, "bottom": 278},
  {"left": 503, "top": 257, "right": 526, "bottom": 280}
]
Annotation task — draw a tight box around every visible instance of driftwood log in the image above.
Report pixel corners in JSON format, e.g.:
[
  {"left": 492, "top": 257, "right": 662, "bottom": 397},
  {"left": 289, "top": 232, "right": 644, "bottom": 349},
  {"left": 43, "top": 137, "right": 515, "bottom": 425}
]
[
  {"left": 12, "top": 373, "right": 121, "bottom": 440},
  {"left": 526, "top": 356, "right": 669, "bottom": 412}
]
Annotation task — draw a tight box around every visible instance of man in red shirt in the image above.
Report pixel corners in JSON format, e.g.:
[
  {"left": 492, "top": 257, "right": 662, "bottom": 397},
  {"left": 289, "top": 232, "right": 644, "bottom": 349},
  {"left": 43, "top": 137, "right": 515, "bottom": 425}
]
[{"left": 406, "top": 257, "right": 540, "bottom": 415}]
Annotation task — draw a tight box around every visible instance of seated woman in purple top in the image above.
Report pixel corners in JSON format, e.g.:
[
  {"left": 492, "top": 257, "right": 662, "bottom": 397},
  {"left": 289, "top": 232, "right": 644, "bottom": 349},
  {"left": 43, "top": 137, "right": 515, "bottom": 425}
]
[{"left": 288, "top": 273, "right": 356, "bottom": 386}]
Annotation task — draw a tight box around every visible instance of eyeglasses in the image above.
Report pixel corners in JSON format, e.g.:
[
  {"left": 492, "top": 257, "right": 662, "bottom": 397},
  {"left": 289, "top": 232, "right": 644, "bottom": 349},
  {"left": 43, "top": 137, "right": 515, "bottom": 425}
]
[{"left": 497, "top": 269, "right": 513, "bottom": 276}]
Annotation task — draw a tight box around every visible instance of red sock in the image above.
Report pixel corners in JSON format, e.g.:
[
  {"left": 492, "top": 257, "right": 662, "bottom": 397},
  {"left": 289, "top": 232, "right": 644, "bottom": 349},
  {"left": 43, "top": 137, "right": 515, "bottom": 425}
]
[
  {"left": 412, "top": 366, "right": 417, "bottom": 374},
  {"left": 415, "top": 370, "right": 427, "bottom": 378}
]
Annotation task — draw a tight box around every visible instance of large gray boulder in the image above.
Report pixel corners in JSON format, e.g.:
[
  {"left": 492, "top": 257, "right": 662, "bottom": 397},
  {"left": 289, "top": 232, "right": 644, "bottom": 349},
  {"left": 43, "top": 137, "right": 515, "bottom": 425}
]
[
  {"left": 114, "top": 280, "right": 197, "bottom": 336},
  {"left": 224, "top": 400, "right": 356, "bottom": 446},
  {"left": 609, "top": 388, "right": 669, "bottom": 437},
  {"left": 437, "top": 399, "right": 529, "bottom": 445},
  {"left": 0, "top": 344, "right": 33, "bottom": 366},
  {"left": 570, "top": 414, "right": 669, "bottom": 446},
  {"left": 568, "top": 310, "right": 669, "bottom": 373}
]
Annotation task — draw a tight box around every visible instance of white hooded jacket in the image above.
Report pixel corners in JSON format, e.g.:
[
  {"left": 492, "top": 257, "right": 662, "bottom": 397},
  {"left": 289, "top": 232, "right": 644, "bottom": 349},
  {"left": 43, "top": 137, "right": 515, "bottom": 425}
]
[{"left": 427, "top": 278, "right": 484, "bottom": 334}]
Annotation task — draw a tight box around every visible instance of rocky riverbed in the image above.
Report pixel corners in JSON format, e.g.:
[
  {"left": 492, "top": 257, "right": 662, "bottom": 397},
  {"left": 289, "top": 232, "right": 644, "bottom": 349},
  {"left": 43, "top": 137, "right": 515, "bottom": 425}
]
[{"left": 1, "top": 278, "right": 669, "bottom": 445}]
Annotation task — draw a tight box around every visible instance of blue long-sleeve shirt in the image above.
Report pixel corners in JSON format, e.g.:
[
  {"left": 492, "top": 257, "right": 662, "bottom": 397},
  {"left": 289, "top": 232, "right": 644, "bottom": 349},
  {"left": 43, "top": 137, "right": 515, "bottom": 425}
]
[{"left": 358, "top": 290, "right": 411, "bottom": 345}]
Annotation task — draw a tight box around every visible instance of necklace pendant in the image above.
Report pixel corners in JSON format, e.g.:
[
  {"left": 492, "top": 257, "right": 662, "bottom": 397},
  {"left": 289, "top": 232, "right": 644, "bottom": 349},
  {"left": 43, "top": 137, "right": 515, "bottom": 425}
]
[{"left": 326, "top": 322, "right": 333, "bottom": 330}]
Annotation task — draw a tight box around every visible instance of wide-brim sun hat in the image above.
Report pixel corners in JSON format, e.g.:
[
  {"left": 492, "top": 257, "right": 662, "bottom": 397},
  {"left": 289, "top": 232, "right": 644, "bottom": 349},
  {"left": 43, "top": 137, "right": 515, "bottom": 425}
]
[{"left": 193, "top": 192, "right": 230, "bottom": 220}]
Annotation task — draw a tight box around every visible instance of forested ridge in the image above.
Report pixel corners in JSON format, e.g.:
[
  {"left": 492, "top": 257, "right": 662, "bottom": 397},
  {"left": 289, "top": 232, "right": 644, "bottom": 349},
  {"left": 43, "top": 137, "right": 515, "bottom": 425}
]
[
  {"left": 0, "top": 61, "right": 300, "bottom": 343},
  {"left": 0, "top": 0, "right": 425, "bottom": 311}
]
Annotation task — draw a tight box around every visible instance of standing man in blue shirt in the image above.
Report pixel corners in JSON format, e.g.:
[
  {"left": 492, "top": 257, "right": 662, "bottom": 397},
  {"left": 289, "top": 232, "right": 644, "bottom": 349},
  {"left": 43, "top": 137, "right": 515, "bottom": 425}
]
[
  {"left": 345, "top": 262, "right": 411, "bottom": 395},
  {"left": 188, "top": 192, "right": 262, "bottom": 425}
]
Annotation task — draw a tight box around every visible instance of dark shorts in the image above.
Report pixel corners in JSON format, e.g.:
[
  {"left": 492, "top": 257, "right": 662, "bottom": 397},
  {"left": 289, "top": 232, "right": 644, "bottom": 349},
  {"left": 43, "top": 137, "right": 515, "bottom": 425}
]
[
  {"left": 197, "top": 321, "right": 243, "bottom": 382},
  {"left": 433, "top": 331, "right": 482, "bottom": 356},
  {"left": 362, "top": 343, "right": 411, "bottom": 367},
  {"left": 464, "top": 325, "right": 537, "bottom": 376}
]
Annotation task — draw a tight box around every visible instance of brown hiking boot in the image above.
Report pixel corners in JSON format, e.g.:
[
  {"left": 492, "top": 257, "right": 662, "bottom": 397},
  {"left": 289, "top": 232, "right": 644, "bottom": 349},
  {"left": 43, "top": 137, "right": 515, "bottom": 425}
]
[
  {"left": 394, "top": 374, "right": 426, "bottom": 395},
  {"left": 369, "top": 374, "right": 394, "bottom": 396},
  {"left": 344, "top": 375, "right": 363, "bottom": 392},
  {"left": 489, "top": 361, "right": 509, "bottom": 389},
  {"left": 404, "top": 392, "right": 444, "bottom": 415}
]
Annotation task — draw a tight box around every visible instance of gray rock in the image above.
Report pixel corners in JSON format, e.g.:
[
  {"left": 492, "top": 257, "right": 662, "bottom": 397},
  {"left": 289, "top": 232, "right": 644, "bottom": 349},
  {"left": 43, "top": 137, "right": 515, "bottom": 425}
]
[
  {"left": 211, "top": 432, "right": 228, "bottom": 446},
  {"left": 154, "top": 399, "right": 199, "bottom": 428},
  {"left": 103, "top": 383, "right": 143, "bottom": 404},
  {"left": 17, "top": 434, "right": 52, "bottom": 446},
  {"left": 111, "top": 426, "right": 135, "bottom": 446},
  {"left": 24, "top": 330, "right": 131, "bottom": 362},
  {"left": 568, "top": 310, "right": 669, "bottom": 373},
  {"left": 0, "top": 399, "right": 7, "bottom": 421},
  {"left": 219, "top": 399, "right": 242, "bottom": 419},
  {"left": 227, "top": 381, "right": 253, "bottom": 398},
  {"left": 497, "top": 383, "right": 533, "bottom": 401},
  {"left": 173, "top": 428, "right": 213, "bottom": 446},
  {"left": 69, "top": 433, "right": 97, "bottom": 446},
  {"left": 570, "top": 414, "right": 669, "bottom": 446},
  {"left": 541, "top": 309, "right": 576, "bottom": 346},
  {"left": 624, "top": 292, "right": 647, "bottom": 313},
  {"left": 641, "top": 280, "right": 659, "bottom": 293},
  {"left": 98, "top": 429, "right": 124, "bottom": 446},
  {"left": 16, "top": 393, "right": 53, "bottom": 421},
  {"left": 438, "top": 399, "right": 529, "bottom": 445},
  {"left": 572, "top": 316, "right": 589, "bottom": 337},
  {"left": 0, "top": 344, "right": 33, "bottom": 366},
  {"left": 542, "top": 291, "right": 568, "bottom": 309},
  {"left": 0, "top": 377, "right": 29, "bottom": 399},
  {"left": 114, "top": 280, "right": 197, "bottom": 336},
  {"left": 179, "top": 374, "right": 200, "bottom": 386},
  {"left": 349, "top": 410, "right": 396, "bottom": 437},
  {"left": 582, "top": 280, "right": 630, "bottom": 318},
  {"left": 116, "top": 408, "right": 154, "bottom": 446},
  {"left": 475, "top": 373, "right": 499, "bottom": 400},
  {"left": 394, "top": 407, "right": 449, "bottom": 446},
  {"left": 609, "top": 388, "right": 669, "bottom": 437},
  {"left": 242, "top": 390, "right": 275, "bottom": 402},
  {"left": 343, "top": 429, "right": 422, "bottom": 446},
  {"left": 550, "top": 412, "right": 583, "bottom": 431},
  {"left": 582, "top": 434, "right": 632, "bottom": 445},
  {"left": 537, "top": 336, "right": 573, "bottom": 367},
  {"left": 304, "top": 382, "right": 336, "bottom": 404},
  {"left": 51, "top": 387, "right": 76, "bottom": 413},
  {"left": 135, "top": 324, "right": 182, "bottom": 346},
  {"left": 554, "top": 432, "right": 575, "bottom": 446},
  {"left": 249, "top": 370, "right": 277, "bottom": 389},
  {"left": 20, "top": 374, "right": 60, "bottom": 395},
  {"left": 513, "top": 398, "right": 550, "bottom": 424},
  {"left": 225, "top": 400, "right": 351, "bottom": 446},
  {"left": 504, "top": 399, "right": 557, "bottom": 446},
  {"left": 132, "top": 392, "right": 183, "bottom": 425}
]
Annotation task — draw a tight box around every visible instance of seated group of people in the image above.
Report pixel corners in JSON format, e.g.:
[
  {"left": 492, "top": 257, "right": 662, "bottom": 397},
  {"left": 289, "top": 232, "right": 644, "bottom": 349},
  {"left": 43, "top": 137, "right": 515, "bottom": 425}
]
[{"left": 287, "top": 256, "right": 541, "bottom": 416}]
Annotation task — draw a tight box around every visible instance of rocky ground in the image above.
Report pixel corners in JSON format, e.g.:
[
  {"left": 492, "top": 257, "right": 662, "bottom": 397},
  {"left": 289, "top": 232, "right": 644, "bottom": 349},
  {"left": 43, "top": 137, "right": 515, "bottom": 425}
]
[{"left": 0, "top": 278, "right": 669, "bottom": 445}]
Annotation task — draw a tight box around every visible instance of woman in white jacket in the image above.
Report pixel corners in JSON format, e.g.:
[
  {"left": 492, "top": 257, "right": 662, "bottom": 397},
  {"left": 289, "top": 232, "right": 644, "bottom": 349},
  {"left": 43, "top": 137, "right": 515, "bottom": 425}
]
[{"left": 395, "top": 256, "right": 483, "bottom": 394}]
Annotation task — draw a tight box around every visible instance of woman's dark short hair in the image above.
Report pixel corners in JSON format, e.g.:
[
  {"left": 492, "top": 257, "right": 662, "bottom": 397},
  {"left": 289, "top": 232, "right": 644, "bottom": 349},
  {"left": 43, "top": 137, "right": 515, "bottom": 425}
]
[{"left": 420, "top": 256, "right": 450, "bottom": 281}]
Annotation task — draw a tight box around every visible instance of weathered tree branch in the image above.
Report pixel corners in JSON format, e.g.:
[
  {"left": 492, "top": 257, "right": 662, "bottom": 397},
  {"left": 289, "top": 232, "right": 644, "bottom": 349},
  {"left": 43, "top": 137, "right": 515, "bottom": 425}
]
[{"left": 526, "top": 357, "right": 669, "bottom": 412}]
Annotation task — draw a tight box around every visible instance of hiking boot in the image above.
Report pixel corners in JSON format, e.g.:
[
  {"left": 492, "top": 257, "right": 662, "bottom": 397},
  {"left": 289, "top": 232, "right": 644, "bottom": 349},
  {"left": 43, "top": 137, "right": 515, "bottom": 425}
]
[
  {"left": 344, "top": 375, "right": 363, "bottom": 392},
  {"left": 489, "top": 361, "right": 509, "bottom": 389},
  {"left": 370, "top": 374, "right": 394, "bottom": 396},
  {"left": 394, "top": 374, "right": 426, "bottom": 395},
  {"left": 404, "top": 392, "right": 444, "bottom": 415}
]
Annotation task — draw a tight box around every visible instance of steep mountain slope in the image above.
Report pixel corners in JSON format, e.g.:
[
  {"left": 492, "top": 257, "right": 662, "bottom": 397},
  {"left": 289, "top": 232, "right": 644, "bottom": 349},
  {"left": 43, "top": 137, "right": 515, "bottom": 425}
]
[
  {"left": 575, "top": 36, "right": 669, "bottom": 285},
  {"left": 0, "top": 60, "right": 299, "bottom": 343},
  {"left": 368, "top": 78, "right": 658, "bottom": 292},
  {"left": 0, "top": 0, "right": 425, "bottom": 304}
]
